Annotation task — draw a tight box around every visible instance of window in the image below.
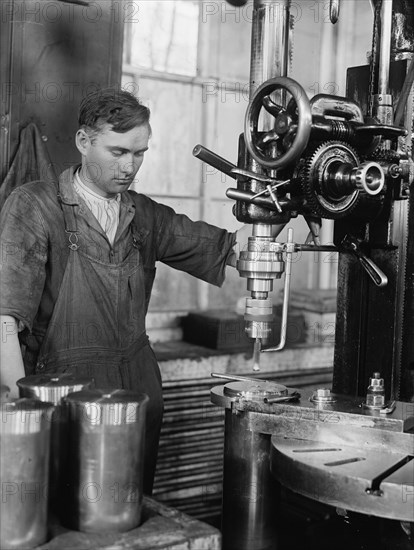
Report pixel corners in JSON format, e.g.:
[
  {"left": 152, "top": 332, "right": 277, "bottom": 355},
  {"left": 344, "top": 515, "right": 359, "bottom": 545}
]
[{"left": 123, "top": 0, "right": 199, "bottom": 77}]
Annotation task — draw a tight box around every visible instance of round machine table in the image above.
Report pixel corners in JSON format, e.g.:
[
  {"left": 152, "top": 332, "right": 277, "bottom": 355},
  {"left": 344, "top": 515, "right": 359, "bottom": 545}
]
[{"left": 270, "top": 435, "right": 414, "bottom": 522}]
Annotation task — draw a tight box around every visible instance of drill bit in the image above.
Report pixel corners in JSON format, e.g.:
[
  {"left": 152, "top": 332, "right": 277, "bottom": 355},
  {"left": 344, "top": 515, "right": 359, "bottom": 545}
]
[{"left": 252, "top": 338, "right": 261, "bottom": 372}]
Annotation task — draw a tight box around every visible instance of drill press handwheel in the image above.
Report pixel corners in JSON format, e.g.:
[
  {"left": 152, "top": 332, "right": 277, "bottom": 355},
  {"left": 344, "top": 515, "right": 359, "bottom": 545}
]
[{"left": 244, "top": 76, "right": 312, "bottom": 170}]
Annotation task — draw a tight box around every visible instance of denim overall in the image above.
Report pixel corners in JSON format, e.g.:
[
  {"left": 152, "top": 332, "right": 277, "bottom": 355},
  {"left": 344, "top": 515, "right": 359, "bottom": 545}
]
[{"left": 35, "top": 193, "right": 163, "bottom": 494}]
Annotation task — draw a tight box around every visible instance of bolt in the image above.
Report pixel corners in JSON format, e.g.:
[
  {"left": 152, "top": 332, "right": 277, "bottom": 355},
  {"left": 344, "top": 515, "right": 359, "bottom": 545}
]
[
  {"left": 316, "top": 388, "right": 331, "bottom": 398},
  {"left": 366, "top": 393, "right": 385, "bottom": 408}
]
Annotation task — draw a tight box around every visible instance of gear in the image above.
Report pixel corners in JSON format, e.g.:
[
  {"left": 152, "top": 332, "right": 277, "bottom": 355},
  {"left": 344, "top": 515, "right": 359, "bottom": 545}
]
[
  {"left": 300, "top": 141, "right": 362, "bottom": 219},
  {"left": 367, "top": 147, "right": 400, "bottom": 164}
]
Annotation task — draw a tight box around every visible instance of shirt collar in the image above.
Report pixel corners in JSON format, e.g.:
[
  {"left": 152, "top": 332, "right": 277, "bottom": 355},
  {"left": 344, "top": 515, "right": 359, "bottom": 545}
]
[
  {"left": 58, "top": 165, "right": 80, "bottom": 205},
  {"left": 58, "top": 165, "right": 135, "bottom": 213},
  {"left": 74, "top": 170, "right": 120, "bottom": 204}
]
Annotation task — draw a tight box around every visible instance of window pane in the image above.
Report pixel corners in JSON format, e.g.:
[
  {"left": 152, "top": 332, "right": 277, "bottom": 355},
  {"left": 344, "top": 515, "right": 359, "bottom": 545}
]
[{"left": 125, "top": 0, "right": 199, "bottom": 76}]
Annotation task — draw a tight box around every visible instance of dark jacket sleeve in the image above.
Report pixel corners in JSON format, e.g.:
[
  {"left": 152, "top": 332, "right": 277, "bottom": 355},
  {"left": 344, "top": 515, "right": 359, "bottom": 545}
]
[
  {"left": 134, "top": 193, "right": 236, "bottom": 287},
  {"left": 0, "top": 188, "right": 48, "bottom": 330}
]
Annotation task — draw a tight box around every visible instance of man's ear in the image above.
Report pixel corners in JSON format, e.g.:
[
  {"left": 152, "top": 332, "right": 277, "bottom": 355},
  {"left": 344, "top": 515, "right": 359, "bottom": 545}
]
[{"left": 75, "top": 129, "right": 92, "bottom": 155}]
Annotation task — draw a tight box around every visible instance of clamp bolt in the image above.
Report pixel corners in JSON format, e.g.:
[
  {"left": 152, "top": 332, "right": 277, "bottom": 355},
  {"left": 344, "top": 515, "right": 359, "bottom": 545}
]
[
  {"left": 310, "top": 388, "right": 336, "bottom": 404},
  {"left": 364, "top": 372, "right": 386, "bottom": 409}
]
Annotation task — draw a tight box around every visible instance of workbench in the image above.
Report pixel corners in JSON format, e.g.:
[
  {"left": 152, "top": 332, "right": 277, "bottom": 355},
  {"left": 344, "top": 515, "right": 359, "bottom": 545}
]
[{"left": 36, "top": 497, "right": 221, "bottom": 549}]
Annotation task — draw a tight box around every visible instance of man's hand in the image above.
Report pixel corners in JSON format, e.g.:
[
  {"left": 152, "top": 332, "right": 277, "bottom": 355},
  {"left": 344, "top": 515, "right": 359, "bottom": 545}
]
[{"left": 0, "top": 316, "right": 25, "bottom": 398}]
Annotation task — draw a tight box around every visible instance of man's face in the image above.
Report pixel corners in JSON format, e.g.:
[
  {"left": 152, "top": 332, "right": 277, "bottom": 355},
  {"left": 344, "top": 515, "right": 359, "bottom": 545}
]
[{"left": 76, "top": 123, "right": 150, "bottom": 198}]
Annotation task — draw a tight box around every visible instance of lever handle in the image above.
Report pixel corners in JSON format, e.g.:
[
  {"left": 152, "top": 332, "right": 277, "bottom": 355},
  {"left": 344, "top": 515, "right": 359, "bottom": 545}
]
[
  {"left": 356, "top": 253, "right": 388, "bottom": 288},
  {"left": 262, "top": 228, "right": 295, "bottom": 353},
  {"left": 211, "top": 373, "right": 270, "bottom": 383},
  {"left": 193, "top": 144, "right": 282, "bottom": 186},
  {"left": 330, "top": 0, "right": 340, "bottom": 23},
  {"left": 192, "top": 145, "right": 238, "bottom": 180},
  {"left": 342, "top": 236, "right": 388, "bottom": 287}
]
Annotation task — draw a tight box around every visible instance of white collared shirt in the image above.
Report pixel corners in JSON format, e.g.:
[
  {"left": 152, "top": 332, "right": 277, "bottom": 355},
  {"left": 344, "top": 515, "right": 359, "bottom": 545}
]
[{"left": 74, "top": 170, "right": 121, "bottom": 246}]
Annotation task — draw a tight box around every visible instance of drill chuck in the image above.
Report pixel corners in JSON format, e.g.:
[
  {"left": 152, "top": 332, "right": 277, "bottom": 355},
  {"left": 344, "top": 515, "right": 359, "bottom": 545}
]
[
  {"left": 237, "top": 228, "right": 286, "bottom": 342},
  {"left": 244, "top": 297, "right": 273, "bottom": 340},
  {"left": 236, "top": 236, "right": 285, "bottom": 293}
]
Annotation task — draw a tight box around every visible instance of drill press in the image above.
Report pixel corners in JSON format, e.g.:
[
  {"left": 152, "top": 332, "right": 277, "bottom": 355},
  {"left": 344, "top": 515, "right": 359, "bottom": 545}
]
[{"left": 193, "top": 1, "right": 414, "bottom": 549}]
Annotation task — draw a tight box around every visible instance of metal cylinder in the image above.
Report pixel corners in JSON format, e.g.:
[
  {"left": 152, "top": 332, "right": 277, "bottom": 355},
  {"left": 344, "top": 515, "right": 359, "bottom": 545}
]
[
  {"left": 244, "top": 297, "right": 274, "bottom": 339},
  {"left": 249, "top": 0, "right": 291, "bottom": 100},
  {"left": 378, "top": 0, "right": 393, "bottom": 98},
  {"left": 17, "top": 373, "right": 93, "bottom": 514},
  {"left": 237, "top": 236, "right": 285, "bottom": 288},
  {"left": 221, "top": 409, "right": 278, "bottom": 550},
  {"left": 65, "top": 389, "right": 149, "bottom": 533},
  {"left": 17, "top": 373, "right": 93, "bottom": 406},
  {"left": 253, "top": 224, "right": 273, "bottom": 238},
  {"left": 236, "top": 0, "right": 293, "bottom": 225},
  {"left": 0, "top": 398, "right": 54, "bottom": 549}
]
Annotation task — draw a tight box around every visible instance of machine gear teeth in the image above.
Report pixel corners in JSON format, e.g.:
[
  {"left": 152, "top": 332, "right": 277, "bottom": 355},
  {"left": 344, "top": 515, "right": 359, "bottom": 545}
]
[
  {"left": 300, "top": 141, "right": 362, "bottom": 219},
  {"left": 367, "top": 148, "right": 400, "bottom": 164}
]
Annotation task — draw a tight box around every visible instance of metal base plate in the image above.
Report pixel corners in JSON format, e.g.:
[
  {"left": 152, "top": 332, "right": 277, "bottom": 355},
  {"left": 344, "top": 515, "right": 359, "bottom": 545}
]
[
  {"left": 223, "top": 380, "right": 288, "bottom": 400},
  {"left": 270, "top": 435, "right": 414, "bottom": 522}
]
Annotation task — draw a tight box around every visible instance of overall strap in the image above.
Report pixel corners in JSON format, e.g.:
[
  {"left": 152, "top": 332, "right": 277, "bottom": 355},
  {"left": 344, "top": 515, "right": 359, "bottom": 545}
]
[{"left": 57, "top": 192, "right": 80, "bottom": 251}]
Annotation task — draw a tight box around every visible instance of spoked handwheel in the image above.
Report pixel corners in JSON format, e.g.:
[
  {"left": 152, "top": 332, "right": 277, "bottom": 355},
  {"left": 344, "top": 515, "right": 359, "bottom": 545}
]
[{"left": 244, "top": 77, "right": 312, "bottom": 170}]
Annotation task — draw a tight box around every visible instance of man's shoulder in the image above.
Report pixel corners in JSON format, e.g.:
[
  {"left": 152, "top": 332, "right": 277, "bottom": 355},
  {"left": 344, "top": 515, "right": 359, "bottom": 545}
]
[
  {"left": 125, "top": 191, "right": 178, "bottom": 240},
  {"left": 127, "top": 189, "right": 155, "bottom": 206},
  {"left": 10, "top": 179, "right": 58, "bottom": 201},
  {"left": 16, "top": 165, "right": 76, "bottom": 202},
  {"left": 3, "top": 179, "right": 61, "bottom": 227},
  {"left": 127, "top": 190, "right": 169, "bottom": 217},
  {"left": 127, "top": 190, "right": 173, "bottom": 214}
]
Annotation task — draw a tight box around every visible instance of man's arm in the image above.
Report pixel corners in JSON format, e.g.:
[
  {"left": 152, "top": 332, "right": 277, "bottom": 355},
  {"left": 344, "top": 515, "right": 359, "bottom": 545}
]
[
  {"left": 0, "top": 315, "right": 25, "bottom": 398},
  {"left": 133, "top": 194, "right": 287, "bottom": 285},
  {"left": 0, "top": 186, "right": 50, "bottom": 397}
]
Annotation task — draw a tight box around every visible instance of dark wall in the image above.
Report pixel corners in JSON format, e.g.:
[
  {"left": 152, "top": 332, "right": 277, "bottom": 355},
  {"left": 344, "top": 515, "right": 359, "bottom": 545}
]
[{"left": 1, "top": 0, "right": 124, "bottom": 180}]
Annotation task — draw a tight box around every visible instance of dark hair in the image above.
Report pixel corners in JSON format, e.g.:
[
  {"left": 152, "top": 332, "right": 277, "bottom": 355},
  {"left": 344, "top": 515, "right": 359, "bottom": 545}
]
[{"left": 78, "top": 88, "right": 150, "bottom": 136}]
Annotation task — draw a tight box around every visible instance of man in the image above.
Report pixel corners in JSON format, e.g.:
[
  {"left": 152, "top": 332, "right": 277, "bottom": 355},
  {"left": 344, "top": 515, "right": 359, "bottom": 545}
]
[{"left": 0, "top": 88, "right": 242, "bottom": 493}]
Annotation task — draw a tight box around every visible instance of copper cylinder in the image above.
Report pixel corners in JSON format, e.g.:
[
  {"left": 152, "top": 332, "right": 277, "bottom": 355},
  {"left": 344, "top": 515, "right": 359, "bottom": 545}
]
[
  {"left": 16, "top": 373, "right": 93, "bottom": 515},
  {"left": 65, "top": 389, "right": 149, "bottom": 533},
  {"left": 0, "top": 398, "right": 54, "bottom": 549}
]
